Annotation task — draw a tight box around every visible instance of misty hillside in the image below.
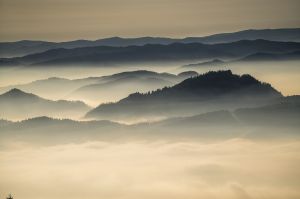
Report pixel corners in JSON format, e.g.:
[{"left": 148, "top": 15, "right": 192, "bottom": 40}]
[
  {"left": 69, "top": 70, "right": 195, "bottom": 104},
  {"left": 1, "top": 28, "right": 299, "bottom": 58},
  {"left": 70, "top": 76, "right": 173, "bottom": 104},
  {"left": 138, "top": 97, "right": 300, "bottom": 139},
  {"left": 1, "top": 96, "right": 299, "bottom": 145},
  {"left": 234, "top": 95, "right": 300, "bottom": 126},
  {"left": 0, "top": 70, "right": 195, "bottom": 105},
  {"left": 2, "top": 39, "right": 300, "bottom": 66},
  {"left": 0, "top": 88, "right": 90, "bottom": 120},
  {"left": 155, "top": 96, "right": 300, "bottom": 128},
  {"left": 86, "top": 70, "right": 282, "bottom": 121},
  {"left": 0, "top": 116, "right": 125, "bottom": 144},
  {"left": 121, "top": 70, "right": 281, "bottom": 101},
  {"left": 0, "top": 77, "right": 99, "bottom": 100}
]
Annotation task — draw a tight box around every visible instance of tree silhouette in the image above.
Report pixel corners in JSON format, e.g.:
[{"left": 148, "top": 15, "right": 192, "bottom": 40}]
[{"left": 6, "top": 194, "right": 13, "bottom": 199}]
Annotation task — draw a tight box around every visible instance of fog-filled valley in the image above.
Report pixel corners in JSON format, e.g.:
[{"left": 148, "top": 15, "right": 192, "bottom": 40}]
[
  {"left": 1, "top": 140, "right": 300, "bottom": 199},
  {"left": 1, "top": 29, "right": 300, "bottom": 199}
]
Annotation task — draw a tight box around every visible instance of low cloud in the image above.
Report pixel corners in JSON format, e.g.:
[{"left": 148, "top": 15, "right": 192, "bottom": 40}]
[{"left": 0, "top": 139, "right": 300, "bottom": 199}]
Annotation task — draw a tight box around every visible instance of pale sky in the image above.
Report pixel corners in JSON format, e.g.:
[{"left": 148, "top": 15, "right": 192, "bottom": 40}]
[{"left": 0, "top": 0, "right": 300, "bottom": 41}]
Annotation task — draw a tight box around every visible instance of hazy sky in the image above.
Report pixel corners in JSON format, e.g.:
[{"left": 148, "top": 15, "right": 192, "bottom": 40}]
[{"left": 0, "top": 0, "right": 300, "bottom": 41}]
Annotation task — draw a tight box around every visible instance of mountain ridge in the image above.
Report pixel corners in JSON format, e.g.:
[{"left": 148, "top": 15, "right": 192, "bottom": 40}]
[
  {"left": 1, "top": 28, "right": 299, "bottom": 58},
  {"left": 2, "top": 96, "right": 299, "bottom": 144},
  {"left": 0, "top": 88, "right": 91, "bottom": 120},
  {"left": 2, "top": 39, "right": 300, "bottom": 66}
]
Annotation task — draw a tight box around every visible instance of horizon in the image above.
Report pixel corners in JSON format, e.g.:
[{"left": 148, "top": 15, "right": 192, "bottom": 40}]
[{"left": 0, "top": 27, "right": 299, "bottom": 43}]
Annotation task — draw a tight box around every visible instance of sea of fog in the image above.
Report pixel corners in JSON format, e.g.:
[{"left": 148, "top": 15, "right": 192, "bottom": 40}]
[{"left": 1, "top": 139, "right": 300, "bottom": 199}]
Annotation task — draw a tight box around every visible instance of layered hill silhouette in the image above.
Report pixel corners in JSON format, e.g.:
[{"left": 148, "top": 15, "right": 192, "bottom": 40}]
[
  {"left": 0, "top": 77, "right": 98, "bottom": 99},
  {"left": 0, "top": 116, "right": 124, "bottom": 145},
  {"left": 1, "top": 28, "right": 299, "bottom": 58},
  {"left": 153, "top": 96, "right": 300, "bottom": 128},
  {"left": 138, "top": 95, "right": 300, "bottom": 139},
  {"left": 0, "top": 76, "right": 100, "bottom": 101},
  {"left": 0, "top": 89, "right": 90, "bottom": 120},
  {"left": 1, "top": 95, "right": 299, "bottom": 145},
  {"left": 234, "top": 95, "right": 300, "bottom": 127},
  {"left": 69, "top": 70, "right": 196, "bottom": 104},
  {"left": 1, "top": 40, "right": 300, "bottom": 66},
  {"left": 85, "top": 70, "right": 282, "bottom": 121},
  {"left": 0, "top": 70, "right": 196, "bottom": 105}
]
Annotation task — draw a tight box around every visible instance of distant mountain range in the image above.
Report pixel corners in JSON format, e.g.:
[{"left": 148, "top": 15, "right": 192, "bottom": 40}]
[
  {"left": 1, "top": 39, "right": 300, "bottom": 66},
  {"left": 1, "top": 28, "right": 300, "bottom": 58},
  {"left": 85, "top": 70, "right": 282, "bottom": 121},
  {"left": 0, "top": 88, "right": 90, "bottom": 120}
]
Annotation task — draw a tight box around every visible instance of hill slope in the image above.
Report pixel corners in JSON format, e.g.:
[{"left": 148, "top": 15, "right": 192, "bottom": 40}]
[
  {"left": 68, "top": 70, "right": 189, "bottom": 105},
  {"left": 86, "top": 70, "right": 282, "bottom": 121},
  {"left": 0, "top": 89, "right": 90, "bottom": 120},
  {"left": 0, "top": 70, "right": 192, "bottom": 105},
  {"left": 1, "top": 96, "right": 299, "bottom": 145}
]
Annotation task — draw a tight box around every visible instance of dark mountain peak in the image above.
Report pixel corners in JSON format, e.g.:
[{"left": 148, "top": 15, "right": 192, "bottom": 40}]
[
  {"left": 0, "top": 88, "right": 40, "bottom": 100},
  {"left": 86, "top": 71, "right": 283, "bottom": 120},
  {"left": 6, "top": 88, "right": 24, "bottom": 93},
  {"left": 119, "top": 70, "right": 282, "bottom": 103},
  {"left": 174, "top": 70, "right": 259, "bottom": 90},
  {"left": 2, "top": 88, "right": 32, "bottom": 96}
]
